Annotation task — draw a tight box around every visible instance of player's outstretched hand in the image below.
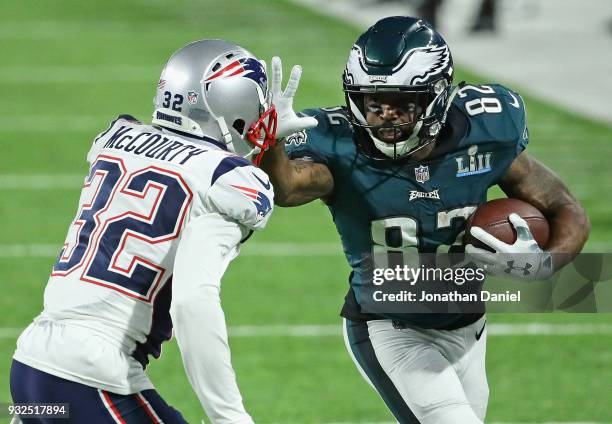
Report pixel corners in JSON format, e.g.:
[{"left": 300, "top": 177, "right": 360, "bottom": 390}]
[
  {"left": 465, "top": 213, "right": 553, "bottom": 281},
  {"left": 269, "top": 56, "right": 317, "bottom": 140}
]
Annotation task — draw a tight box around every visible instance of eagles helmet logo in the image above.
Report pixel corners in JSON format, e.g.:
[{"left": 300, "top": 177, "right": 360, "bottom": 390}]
[{"left": 394, "top": 45, "right": 452, "bottom": 85}]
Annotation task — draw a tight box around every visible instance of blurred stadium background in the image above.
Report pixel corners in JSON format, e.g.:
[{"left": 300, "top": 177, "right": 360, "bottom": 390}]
[{"left": 1, "top": 0, "right": 611, "bottom": 423}]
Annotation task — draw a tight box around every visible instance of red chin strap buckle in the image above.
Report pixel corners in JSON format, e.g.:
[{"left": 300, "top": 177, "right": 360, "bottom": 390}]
[{"left": 246, "top": 106, "right": 278, "bottom": 166}]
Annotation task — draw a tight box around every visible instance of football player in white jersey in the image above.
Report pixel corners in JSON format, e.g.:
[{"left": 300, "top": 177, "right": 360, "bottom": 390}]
[{"left": 10, "top": 39, "right": 316, "bottom": 424}]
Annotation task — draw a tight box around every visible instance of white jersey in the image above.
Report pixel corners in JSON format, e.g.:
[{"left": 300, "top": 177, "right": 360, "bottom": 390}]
[{"left": 14, "top": 115, "right": 273, "bottom": 423}]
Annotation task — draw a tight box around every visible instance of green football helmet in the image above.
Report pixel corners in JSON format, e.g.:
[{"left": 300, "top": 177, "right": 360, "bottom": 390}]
[{"left": 343, "top": 16, "right": 456, "bottom": 160}]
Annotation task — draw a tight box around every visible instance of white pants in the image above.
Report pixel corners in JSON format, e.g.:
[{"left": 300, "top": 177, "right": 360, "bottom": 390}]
[{"left": 343, "top": 316, "right": 488, "bottom": 424}]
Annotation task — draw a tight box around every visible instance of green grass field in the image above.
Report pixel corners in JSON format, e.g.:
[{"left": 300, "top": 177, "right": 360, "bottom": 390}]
[{"left": 1, "top": 1, "right": 611, "bottom": 423}]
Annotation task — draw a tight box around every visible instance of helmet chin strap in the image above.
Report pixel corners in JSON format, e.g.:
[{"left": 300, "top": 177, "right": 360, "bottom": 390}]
[
  {"left": 214, "top": 89, "right": 271, "bottom": 160},
  {"left": 215, "top": 116, "right": 233, "bottom": 144},
  {"left": 443, "top": 85, "right": 460, "bottom": 115},
  {"left": 367, "top": 126, "right": 420, "bottom": 158},
  {"left": 215, "top": 115, "right": 259, "bottom": 160},
  {"left": 223, "top": 128, "right": 259, "bottom": 159}
]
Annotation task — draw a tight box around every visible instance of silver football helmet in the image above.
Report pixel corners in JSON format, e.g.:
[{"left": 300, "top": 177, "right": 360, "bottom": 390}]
[{"left": 152, "top": 39, "right": 277, "bottom": 164}]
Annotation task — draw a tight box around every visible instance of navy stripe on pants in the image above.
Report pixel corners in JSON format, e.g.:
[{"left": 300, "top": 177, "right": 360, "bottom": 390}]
[
  {"left": 10, "top": 360, "right": 187, "bottom": 423},
  {"left": 344, "top": 319, "right": 421, "bottom": 424}
]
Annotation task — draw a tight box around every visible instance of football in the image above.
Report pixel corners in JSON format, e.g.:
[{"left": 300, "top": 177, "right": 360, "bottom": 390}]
[{"left": 464, "top": 198, "right": 550, "bottom": 251}]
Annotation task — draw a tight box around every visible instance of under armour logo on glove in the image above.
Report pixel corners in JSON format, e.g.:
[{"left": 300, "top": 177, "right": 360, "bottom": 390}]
[
  {"left": 504, "top": 260, "right": 532, "bottom": 276},
  {"left": 465, "top": 213, "right": 554, "bottom": 281}
]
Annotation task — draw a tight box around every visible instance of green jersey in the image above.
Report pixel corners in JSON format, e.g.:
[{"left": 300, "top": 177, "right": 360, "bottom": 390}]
[{"left": 286, "top": 84, "right": 528, "bottom": 329}]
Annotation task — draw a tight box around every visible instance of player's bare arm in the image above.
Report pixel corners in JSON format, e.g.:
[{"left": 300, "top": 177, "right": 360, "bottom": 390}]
[
  {"left": 260, "top": 141, "right": 333, "bottom": 206},
  {"left": 259, "top": 56, "right": 332, "bottom": 206},
  {"left": 498, "top": 151, "right": 590, "bottom": 268}
]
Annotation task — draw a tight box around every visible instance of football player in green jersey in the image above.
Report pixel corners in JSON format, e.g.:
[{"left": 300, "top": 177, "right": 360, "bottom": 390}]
[{"left": 262, "top": 16, "right": 589, "bottom": 424}]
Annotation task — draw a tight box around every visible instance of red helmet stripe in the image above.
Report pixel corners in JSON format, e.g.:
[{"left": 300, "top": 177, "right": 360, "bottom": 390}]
[
  {"left": 205, "top": 61, "right": 243, "bottom": 81},
  {"left": 228, "top": 67, "right": 245, "bottom": 77}
]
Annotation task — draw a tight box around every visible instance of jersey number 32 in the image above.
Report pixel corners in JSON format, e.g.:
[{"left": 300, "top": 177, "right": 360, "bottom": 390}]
[{"left": 52, "top": 155, "right": 192, "bottom": 302}]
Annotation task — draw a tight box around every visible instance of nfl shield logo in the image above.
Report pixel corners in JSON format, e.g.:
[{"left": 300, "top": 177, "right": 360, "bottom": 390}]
[
  {"left": 414, "top": 165, "right": 430, "bottom": 183},
  {"left": 187, "top": 91, "right": 199, "bottom": 104}
]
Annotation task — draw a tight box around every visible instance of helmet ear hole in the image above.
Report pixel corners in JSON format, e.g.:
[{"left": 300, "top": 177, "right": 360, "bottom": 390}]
[{"left": 232, "top": 119, "right": 246, "bottom": 135}]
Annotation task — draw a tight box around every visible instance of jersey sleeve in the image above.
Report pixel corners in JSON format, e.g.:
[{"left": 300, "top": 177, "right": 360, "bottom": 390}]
[
  {"left": 284, "top": 107, "right": 349, "bottom": 166},
  {"left": 451, "top": 84, "right": 530, "bottom": 186},
  {"left": 204, "top": 156, "right": 274, "bottom": 230},
  {"left": 171, "top": 212, "right": 254, "bottom": 424},
  {"left": 492, "top": 84, "right": 529, "bottom": 156},
  {"left": 455, "top": 84, "right": 529, "bottom": 156}
]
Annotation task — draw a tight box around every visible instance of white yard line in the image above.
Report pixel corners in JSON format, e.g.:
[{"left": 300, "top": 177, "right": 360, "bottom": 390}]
[
  {"left": 0, "top": 242, "right": 609, "bottom": 258},
  {"left": 1, "top": 173, "right": 609, "bottom": 192},
  {"left": 0, "top": 243, "right": 343, "bottom": 258},
  {"left": 2, "top": 324, "right": 612, "bottom": 340},
  {"left": 283, "top": 422, "right": 609, "bottom": 424},
  {"left": 229, "top": 325, "right": 341, "bottom": 338},
  {"left": 488, "top": 324, "right": 612, "bottom": 336},
  {"left": 0, "top": 20, "right": 190, "bottom": 40},
  {"left": 0, "top": 244, "right": 61, "bottom": 257},
  {"left": 298, "top": 422, "right": 609, "bottom": 424},
  {"left": 0, "top": 116, "right": 105, "bottom": 132},
  {"left": 0, "top": 244, "right": 60, "bottom": 259},
  {"left": 229, "top": 323, "right": 612, "bottom": 338},
  {"left": 0, "top": 328, "right": 22, "bottom": 338},
  {"left": 0, "top": 66, "right": 157, "bottom": 83},
  {"left": 241, "top": 242, "right": 342, "bottom": 256},
  {"left": 0, "top": 175, "right": 84, "bottom": 189}
]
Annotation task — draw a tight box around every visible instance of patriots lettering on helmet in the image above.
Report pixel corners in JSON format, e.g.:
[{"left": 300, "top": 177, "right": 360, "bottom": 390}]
[
  {"left": 231, "top": 184, "right": 272, "bottom": 220},
  {"left": 204, "top": 57, "right": 267, "bottom": 92}
]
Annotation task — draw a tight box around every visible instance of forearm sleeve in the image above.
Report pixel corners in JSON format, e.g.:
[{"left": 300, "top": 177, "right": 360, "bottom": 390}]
[{"left": 170, "top": 213, "right": 253, "bottom": 424}]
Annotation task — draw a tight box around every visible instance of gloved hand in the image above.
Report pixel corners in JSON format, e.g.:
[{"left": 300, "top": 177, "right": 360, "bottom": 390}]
[
  {"left": 465, "top": 213, "right": 553, "bottom": 280},
  {"left": 269, "top": 56, "right": 318, "bottom": 140}
]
